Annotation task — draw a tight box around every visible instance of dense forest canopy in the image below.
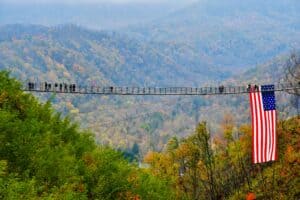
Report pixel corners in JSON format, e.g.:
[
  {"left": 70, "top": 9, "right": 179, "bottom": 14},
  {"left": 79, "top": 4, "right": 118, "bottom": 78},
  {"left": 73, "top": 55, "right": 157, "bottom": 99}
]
[
  {"left": 0, "top": 71, "right": 299, "bottom": 199},
  {"left": 0, "top": 71, "right": 175, "bottom": 199},
  {"left": 0, "top": 24, "right": 299, "bottom": 155},
  {"left": 0, "top": 1, "right": 299, "bottom": 198}
]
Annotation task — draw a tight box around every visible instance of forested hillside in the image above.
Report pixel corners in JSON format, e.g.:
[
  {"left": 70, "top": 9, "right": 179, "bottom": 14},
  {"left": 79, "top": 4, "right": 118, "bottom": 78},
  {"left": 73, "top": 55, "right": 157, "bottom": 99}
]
[
  {"left": 0, "top": 24, "right": 228, "bottom": 154},
  {"left": 1, "top": 0, "right": 299, "bottom": 198},
  {"left": 145, "top": 118, "right": 300, "bottom": 199},
  {"left": 129, "top": 0, "right": 300, "bottom": 69},
  {"left": 1, "top": 71, "right": 299, "bottom": 199},
  {"left": 0, "top": 71, "right": 174, "bottom": 199},
  {"left": 0, "top": 24, "right": 228, "bottom": 86},
  {"left": 0, "top": 24, "right": 298, "bottom": 155}
]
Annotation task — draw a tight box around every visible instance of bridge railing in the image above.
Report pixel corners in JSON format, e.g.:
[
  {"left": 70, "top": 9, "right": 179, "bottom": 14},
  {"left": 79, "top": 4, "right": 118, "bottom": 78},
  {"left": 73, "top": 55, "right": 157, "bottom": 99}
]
[{"left": 23, "top": 81, "right": 300, "bottom": 96}]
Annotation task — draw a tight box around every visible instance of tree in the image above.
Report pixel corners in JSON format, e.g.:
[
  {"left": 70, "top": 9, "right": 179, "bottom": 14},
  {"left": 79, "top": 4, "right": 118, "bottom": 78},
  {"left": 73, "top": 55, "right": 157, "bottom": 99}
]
[
  {"left": 132, "top": 142, "right": 140, "bottom": 159},
  {"left": 284, "top": 52, "right": 300, "bottom": 116},
  {"left": 0, "top": 71, "right": 175, "bottom": 199},
  {"left": 285, "top": 52, "right": 300, "bottom": 90}
]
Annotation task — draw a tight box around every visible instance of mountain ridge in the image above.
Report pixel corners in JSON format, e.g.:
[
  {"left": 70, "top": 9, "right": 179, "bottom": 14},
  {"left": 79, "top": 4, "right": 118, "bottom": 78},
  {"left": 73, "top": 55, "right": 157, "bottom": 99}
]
[
  {"left": 0, "top": 24, "right": 230, "bottom": 87},
  {"left": 127, "top": 0, "right": 300, "bottom": 69},
  {"left": 0, "top": 23, "right": 297, "bottom": 154}
]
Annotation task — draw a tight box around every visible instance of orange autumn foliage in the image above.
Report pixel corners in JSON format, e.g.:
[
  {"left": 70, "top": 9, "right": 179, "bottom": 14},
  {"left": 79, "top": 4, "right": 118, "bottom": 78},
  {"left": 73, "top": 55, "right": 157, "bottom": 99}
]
[{"left": 246, "top": 192, "right": 256, "bottom": 200}]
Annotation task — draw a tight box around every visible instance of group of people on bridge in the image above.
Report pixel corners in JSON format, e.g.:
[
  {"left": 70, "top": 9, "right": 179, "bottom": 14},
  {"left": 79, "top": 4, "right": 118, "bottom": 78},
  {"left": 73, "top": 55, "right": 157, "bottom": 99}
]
[
  {"left": 26, "top": 82, "right": 285, "bottom": 95},
  {"left": 28, "top": 82, "right": 76, "bottom": 93}
]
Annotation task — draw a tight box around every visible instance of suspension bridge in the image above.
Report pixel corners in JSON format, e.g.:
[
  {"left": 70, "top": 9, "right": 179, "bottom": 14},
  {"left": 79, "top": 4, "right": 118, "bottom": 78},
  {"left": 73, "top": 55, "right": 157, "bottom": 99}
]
[{"left": 23, "top": 81, "right": 300, "bottom": 96}]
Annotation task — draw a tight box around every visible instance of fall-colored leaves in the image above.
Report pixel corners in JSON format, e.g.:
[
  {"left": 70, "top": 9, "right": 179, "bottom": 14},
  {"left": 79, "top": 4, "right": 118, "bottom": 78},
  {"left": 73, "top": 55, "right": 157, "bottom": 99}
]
[
  {"left": 0, "top": 71, "right": 175, "bottom": 200},
  {"left": 1, "top": 71, "right": 299, "bottom": 199},
  {"left": 144, "top": 116, "right": 300, "bottom": 199}
]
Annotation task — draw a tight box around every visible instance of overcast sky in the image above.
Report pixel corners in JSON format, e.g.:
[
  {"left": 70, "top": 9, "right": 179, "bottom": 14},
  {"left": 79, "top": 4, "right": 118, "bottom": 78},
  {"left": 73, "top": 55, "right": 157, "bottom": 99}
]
[{"left": 1, "top": 0, "right": 198, "bottom": 4}]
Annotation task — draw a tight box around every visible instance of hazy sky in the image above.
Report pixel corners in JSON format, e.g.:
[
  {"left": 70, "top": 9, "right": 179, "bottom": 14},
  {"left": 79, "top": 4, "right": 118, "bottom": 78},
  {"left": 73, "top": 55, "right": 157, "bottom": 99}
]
[{"left": 1, "top": 0, "right": 198, "bottom": 4}]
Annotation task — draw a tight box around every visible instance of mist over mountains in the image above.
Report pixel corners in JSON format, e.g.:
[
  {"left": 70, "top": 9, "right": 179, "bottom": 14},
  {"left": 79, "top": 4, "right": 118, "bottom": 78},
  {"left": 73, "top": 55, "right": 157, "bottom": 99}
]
[
  {"left": 128, "top": 0, "right": 300, "bottom": 69},
  {"left": 0, "top": 1, "right": 190, "bottom": 30},
  {"left": 2, "top": 0, "right": 299, "bottom": 72}
]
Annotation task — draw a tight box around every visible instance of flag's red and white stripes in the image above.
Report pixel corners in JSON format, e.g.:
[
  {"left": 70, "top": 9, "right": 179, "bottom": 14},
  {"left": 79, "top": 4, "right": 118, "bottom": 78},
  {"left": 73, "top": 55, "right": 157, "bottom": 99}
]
[{"left": 249, "top": 87, "right": 277, "bottom": 163}]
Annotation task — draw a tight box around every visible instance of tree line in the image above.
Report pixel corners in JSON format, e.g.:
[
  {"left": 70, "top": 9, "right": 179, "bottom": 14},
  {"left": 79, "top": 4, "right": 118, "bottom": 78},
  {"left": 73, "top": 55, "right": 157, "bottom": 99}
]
[
  {"left": 0, "top": 62, "right": 299, "bottom": 199},
  {"left": 0, "top": 71, "right": 174, "bottom": 199}
]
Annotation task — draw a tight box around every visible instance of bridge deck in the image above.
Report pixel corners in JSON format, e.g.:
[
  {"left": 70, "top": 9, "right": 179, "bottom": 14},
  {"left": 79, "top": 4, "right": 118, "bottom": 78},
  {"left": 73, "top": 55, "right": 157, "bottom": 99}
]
[{"left": 23, "top": 82, "right": 300, "bottom": 96}]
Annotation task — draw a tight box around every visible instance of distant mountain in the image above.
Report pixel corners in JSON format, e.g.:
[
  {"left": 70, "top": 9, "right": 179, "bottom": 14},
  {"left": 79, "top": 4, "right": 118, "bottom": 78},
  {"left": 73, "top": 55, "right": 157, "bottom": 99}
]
[
  {"left": 0, "top": 24, "right": 229, "bottom": 86},
  {"left": 0, "top": 24, "right": 230, "bottom": 153},
  {"left": 128, "top": 0, "right": 300, "bottom": 70},
  {"left": 225, "top": 54, "right": 289, "bottom": 85},
  {"left": 0, "top": 24, "right": 296, "bottom": 155},
  {"left": 0, "top": 2, "right": 189, "bottom": 30}
]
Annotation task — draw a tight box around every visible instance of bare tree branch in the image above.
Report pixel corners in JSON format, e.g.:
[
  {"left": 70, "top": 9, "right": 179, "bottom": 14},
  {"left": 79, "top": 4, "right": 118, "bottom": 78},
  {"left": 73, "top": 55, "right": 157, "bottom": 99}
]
[{"left": 284, "top": 52, "right": 300, "bottom": 95}]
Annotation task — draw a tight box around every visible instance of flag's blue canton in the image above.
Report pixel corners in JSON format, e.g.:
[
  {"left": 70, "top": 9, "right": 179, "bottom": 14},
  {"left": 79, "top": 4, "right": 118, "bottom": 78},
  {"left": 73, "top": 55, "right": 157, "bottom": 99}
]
[{"left": 261, "top": 85, "right": 276, "bottom": 111}]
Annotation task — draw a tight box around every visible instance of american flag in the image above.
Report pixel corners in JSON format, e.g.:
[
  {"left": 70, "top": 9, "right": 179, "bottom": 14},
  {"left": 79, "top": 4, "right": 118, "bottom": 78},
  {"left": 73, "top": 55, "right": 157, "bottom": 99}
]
[{"left": 249, "top": 84, "right": 277, "bottom": 163}]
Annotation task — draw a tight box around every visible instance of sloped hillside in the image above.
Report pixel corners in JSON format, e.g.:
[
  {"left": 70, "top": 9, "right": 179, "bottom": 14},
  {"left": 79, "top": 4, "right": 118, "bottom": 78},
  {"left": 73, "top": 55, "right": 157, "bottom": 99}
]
[
  {"left": 128, "top": 0, "right": 300, "bottom": 69},
  {"left": 0, "top": 71, "right": 174, "bottom": 199},
  {"left": 0, "top": 24, "right": 229, "bottom": 87},
  {"left": 0, "top": 24, "right": 297, "bottom": 155}
]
